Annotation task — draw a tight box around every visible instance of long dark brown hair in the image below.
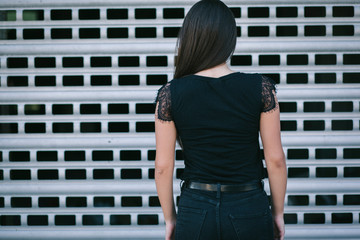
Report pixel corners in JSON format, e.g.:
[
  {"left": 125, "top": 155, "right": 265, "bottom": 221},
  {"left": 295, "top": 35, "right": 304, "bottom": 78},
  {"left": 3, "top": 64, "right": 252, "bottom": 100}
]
[{"left": 174, "top": 0, "right": 237, "bottom": 79}]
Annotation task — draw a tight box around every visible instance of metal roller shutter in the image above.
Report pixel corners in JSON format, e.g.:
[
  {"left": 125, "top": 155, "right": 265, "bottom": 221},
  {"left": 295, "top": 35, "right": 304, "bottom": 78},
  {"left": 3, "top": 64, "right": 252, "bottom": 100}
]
[{"left": 0, "top": 0, "right": 359, "bottom": 239}]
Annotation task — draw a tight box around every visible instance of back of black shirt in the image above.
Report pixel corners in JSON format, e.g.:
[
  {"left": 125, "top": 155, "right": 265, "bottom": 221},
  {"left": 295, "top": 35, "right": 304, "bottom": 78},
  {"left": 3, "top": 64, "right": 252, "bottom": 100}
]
[{"left": 156, "top": 72, "right": 277, "bottom": 184}]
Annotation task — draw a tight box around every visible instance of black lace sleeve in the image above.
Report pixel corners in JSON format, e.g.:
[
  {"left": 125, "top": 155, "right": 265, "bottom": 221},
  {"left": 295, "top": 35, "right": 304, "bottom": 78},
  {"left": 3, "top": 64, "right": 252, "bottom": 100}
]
[
  {"left": 261, "top": 75, "right": 279, "bottom": 113},
  {"left": 155, "top": 82, "right": 173, "bottom": 121}
]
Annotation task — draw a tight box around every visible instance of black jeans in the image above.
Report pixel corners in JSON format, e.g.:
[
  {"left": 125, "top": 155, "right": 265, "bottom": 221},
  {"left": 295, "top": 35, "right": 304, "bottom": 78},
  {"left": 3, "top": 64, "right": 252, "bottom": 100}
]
[{"left": 175, "top": 184, "right": 273, "bottom": 240}]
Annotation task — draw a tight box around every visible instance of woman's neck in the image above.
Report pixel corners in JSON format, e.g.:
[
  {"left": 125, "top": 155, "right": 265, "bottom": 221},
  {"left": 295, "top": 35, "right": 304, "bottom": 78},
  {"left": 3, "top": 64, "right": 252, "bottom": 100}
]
[{"left": 194, "top": 63, "right": 234, "bottom": 78}]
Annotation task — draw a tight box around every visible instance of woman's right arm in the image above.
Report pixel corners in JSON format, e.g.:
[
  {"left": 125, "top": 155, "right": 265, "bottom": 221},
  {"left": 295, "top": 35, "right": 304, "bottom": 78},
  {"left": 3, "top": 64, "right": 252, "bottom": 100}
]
[{"left": 260, "top": 106, "right": 287, "bottom": 240}]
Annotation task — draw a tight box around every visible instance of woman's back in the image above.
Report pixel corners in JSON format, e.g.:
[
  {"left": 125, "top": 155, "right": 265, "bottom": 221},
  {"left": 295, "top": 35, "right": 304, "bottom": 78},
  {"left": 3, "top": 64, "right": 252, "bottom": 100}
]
[
  {"left": 154, "top": 1, "right": 286, "bottom": 239},
  {"left": 156, "top": 72, "right": 277, "bottom": 184}
]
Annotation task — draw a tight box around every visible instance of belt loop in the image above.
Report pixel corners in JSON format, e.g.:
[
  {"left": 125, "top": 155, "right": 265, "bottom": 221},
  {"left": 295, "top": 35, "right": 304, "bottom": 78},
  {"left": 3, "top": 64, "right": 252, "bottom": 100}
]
[{"left": 216, "top": 183, "right": 221, "bottom": 199}]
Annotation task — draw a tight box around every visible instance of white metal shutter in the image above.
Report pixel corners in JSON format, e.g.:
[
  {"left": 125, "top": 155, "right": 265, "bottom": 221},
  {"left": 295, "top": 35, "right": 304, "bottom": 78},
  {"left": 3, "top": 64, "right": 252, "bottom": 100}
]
[{"left": 0, "top": 0, "right": 359, "bottom": 239}]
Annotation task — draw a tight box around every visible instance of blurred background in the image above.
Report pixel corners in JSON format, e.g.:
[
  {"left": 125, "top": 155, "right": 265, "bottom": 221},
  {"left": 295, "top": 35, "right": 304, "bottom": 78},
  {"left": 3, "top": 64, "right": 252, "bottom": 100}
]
[{"left": 0, "top": 0, "right": 359, "bottom": 239}]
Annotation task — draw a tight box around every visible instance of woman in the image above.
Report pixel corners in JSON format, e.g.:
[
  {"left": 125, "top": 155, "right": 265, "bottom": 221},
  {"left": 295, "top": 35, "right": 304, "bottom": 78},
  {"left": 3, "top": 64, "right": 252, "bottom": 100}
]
[{"left": 154, "top": 0, "right": 287, "bottom": 239}]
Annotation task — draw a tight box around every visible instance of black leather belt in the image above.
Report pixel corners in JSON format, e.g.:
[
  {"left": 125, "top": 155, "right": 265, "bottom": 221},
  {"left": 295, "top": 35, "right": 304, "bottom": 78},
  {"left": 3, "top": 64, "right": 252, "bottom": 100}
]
[{"left": 183, "top": 180, "right": 263, "bottom": 192}]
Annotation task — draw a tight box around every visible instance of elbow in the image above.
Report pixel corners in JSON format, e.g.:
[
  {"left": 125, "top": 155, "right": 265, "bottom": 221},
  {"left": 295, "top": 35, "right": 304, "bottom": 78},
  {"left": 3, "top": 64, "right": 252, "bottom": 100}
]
[
  {"left": 266, "top": 152, "right": 286, "bottom": 169},
  {"left": 154, "top": 166, "right": 172, "bottom": 181},
  {"left": 155, "top": 160, "right": 173, "bottom": 177},
  {"left": 155, "top": 166, "right": 167, "bottom": 176}
]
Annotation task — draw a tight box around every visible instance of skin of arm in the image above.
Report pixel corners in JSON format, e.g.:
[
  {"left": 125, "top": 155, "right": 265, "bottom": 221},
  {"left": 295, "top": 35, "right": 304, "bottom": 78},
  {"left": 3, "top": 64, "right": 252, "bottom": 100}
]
[
  {"left": 154, "top": 102, "right": 177, "bottom": 240},
  {"left": 260, "top": 103, "right": 287, "bottom": 240}
]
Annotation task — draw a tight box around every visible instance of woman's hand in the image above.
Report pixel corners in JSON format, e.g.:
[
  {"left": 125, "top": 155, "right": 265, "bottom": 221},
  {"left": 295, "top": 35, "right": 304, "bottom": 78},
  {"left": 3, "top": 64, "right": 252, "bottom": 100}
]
[
  {"left": 273, "top": 215, "right": 285, "bottom": 240},
  {"left": 165, "top": 220, "right": 176, "bottom": 240}
]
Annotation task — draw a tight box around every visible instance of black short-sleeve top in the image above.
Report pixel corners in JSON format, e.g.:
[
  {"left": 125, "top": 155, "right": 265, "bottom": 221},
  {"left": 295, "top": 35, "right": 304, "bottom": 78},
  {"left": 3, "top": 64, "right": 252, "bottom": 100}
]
[{"left": 155, "top": 72, "right": 278, "bottom": 184}]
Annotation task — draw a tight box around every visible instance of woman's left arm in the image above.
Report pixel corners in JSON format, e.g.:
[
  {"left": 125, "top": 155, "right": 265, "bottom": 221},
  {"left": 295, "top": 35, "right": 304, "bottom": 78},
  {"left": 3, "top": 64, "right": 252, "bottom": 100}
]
[{"left": 155, "top": 102, "right": 177, "bottom": 240}]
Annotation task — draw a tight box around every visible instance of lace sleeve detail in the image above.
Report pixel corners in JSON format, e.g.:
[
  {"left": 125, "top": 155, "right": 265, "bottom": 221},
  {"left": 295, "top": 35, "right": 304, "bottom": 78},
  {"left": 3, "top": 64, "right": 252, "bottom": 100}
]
[
  {"left": 155, "top": 82, "right": 173, "bottom": 121},
  {"left": 261, "top": 75, "right": 279, "bottom": 113}
]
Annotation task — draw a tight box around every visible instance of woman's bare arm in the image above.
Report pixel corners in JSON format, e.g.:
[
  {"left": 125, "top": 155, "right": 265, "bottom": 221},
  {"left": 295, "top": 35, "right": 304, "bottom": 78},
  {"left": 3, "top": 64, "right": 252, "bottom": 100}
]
[
  {"left": 155, "top": 102, "right": 177, "bottom": 239},
  {"left": 260, "top": 105, "right": 287, "bottom": 240}
]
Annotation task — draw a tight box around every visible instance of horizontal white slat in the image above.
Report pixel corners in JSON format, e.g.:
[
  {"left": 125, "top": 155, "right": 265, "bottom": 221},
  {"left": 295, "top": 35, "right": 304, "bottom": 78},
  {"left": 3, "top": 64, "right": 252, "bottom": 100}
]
[
  {"left": 0, "top": 87, "right": 359, "bottom": 102},
  {"left": 1, "top": 159, "right": 360, "bottom": 167},
  {"left": 1, "top": 19, "right": 359, "bottom": 27},
  {"left": 0, "top": 205, "right": 359, "bottom": 214},
  {"left": 1, "top": 66, "right": 359, "bottom": 75},
  {"left": 0, "top": 208, "right": 163, "bottom": 214},
  {"left": 0, "top": 227, "right": 164, "bottom": 240},
  {"left": 0, "top": 133, "right": 360, "bottom": 148},
  {"left": 0, "top": 225, "right": 360, "bottom": 240},
  {"left": 1, "top": 0, "right": 359, "bottom": 7},
  {"left": 1, "top": 40, "right": 360, "bottom": 55},
  {"left": 1, "top": 179, "right": 360, "bottom": 195},
  {"left": 0, "top": 113, "right": 159, "bottom": 120},
  {"left": 1, "top": 113, "right": 359, "bottom": 121},
  {"left": 0, "top": 89, "right": 157, "bottom": 102}
]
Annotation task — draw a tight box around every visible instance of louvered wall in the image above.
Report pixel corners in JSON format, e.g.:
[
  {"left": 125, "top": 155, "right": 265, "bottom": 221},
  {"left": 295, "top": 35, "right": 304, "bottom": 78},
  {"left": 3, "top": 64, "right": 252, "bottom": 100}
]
[{"left": 0, "top": 0, "right": 360, "bottom": 239}]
